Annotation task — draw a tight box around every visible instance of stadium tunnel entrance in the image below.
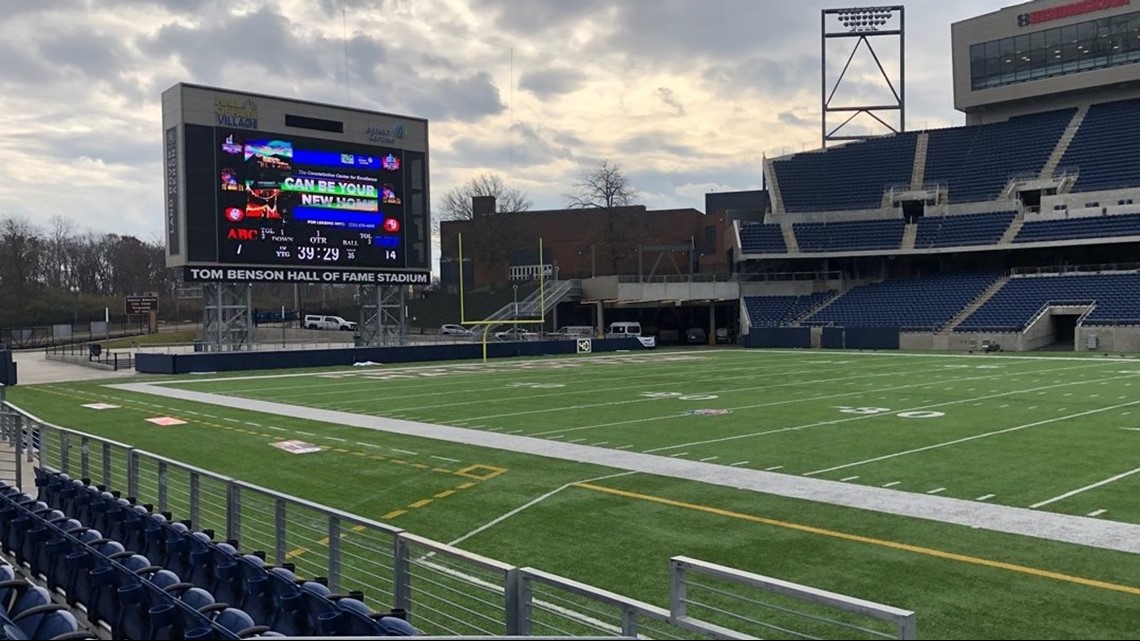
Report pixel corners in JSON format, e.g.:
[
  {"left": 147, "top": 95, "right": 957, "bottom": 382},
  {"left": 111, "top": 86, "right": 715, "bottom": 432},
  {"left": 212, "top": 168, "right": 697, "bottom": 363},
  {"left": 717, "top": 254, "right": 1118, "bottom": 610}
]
[{"left": 565, "top": 299, "right": 740, "bottom": 345}]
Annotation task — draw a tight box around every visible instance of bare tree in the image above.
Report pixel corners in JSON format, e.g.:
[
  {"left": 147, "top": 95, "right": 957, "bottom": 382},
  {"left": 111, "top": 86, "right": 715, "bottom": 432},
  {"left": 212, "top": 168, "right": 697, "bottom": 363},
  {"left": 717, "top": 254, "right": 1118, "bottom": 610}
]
[
  {"left": 437, "top": 173, "right": 532, "bottom": 223},
  {"left": 437, "top": 174, "right": 533, "bottom": 288},
  {"left": 564, "top": 159, "right": 640, "bottom": 210}
]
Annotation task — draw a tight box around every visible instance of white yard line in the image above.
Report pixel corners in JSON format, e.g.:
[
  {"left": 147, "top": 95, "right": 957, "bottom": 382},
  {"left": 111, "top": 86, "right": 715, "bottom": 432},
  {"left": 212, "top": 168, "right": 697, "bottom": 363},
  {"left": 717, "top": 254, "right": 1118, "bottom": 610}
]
[
  {"left": 729, "top": 461, "right": 750, "bottom": 467},
  {"left": 652, "top": 364, "right": 1120, "bottom": 454},
  {"left": 106, "top": 381, "right": 1140, "bottom": 554},
  {"left": 976, "top": 494, "right": 996, "bottom": 502},
  {"left": 447, "top": 471, "right": 637, "bottom": 547},
  {"left": 882, "top": 482, "right": 901, "bottom": 488},
  {"left": 764, "top": 465, "right": 784, "bottom": 471},
  {"left": 926, "top": 488, "right": 946, "bottom": 495},
  {"left": 1088, "top": 510, "right": 1108, "bottom": 518},
  {"left": 806, "top": 398, "right": 1140, "bottom": 477},
  {"left": 1029, "top": 466, "right": 1140, "bottom": 509},
  {"left": 840, "top": 476, "right": 860, "bottom": 482}
]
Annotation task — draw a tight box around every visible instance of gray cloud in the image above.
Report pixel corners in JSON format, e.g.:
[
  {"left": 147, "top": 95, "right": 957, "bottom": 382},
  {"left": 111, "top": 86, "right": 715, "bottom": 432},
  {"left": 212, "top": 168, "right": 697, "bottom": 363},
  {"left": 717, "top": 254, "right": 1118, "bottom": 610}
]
[
  {"left": 519, "top": 68, "right": 588, "bottom": 99},
  {"left": 468, "top": 0, "right": 610, "bottom": 36},
  {"left": 656, "top": 87, "right": 684, "bottom": 116},
  {"left": 778, "top": 112, "right": 812, "bottom": 127}
]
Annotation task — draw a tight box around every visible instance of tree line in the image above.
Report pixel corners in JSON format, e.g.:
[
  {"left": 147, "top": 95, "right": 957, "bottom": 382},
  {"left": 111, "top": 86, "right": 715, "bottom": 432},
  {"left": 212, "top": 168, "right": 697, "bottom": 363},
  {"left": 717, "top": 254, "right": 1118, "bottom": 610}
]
[
  {"left": 0, "top": 215, "right": 175, "bottom": 327},
  {"left": 0, "top": 159, "right": 641, "bottom": 327}
]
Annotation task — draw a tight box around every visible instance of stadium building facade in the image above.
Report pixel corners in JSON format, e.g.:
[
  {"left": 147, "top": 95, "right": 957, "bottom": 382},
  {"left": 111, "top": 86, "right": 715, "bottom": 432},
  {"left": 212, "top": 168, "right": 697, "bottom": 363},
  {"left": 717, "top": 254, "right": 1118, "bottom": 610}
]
[{"left": 952, "top": 0, "right": 1140, "bottom": 123}]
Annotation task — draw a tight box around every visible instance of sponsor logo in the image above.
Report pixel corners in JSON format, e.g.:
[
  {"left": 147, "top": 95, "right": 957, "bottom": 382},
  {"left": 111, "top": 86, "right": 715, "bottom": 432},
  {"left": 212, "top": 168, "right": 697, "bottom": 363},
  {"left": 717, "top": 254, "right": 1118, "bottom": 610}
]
[
  {"left": 215, "top": 96, "right": 259, "bottom": 129},
  {"left": 366, "top": 123, "right": 407, "bottom": 144},
  {"left": 1017, "top": 0, "right": 1129, "bottom": 27}
]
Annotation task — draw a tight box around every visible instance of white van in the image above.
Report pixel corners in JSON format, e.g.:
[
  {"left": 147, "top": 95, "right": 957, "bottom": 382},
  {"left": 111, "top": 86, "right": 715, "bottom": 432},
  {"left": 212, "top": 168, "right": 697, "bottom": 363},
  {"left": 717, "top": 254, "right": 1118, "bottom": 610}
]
[
  {"left": 606, "top": 322, "right": 642, "bottom": 338},
  {"left": 607, "top": 321, "right": 656, "bottom": 348}
]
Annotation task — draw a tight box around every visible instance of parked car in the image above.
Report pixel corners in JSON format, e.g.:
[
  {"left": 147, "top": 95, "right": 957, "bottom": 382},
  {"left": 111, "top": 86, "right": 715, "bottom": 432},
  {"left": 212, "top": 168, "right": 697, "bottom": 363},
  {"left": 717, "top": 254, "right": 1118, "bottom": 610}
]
[
  {"left": 303, "top": 314, "right": 356, "bottom": 331},
  {"left": 440, "top": 324, "right": 474, "bottom": 336},
  {"left": 494, "top": 327, "right": 540, "bottom": 341}
]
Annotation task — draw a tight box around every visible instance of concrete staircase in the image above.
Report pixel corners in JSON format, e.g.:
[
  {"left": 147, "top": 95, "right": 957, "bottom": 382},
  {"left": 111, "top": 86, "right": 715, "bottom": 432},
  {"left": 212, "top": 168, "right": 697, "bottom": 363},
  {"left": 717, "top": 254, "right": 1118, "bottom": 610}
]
[
  {"left": 476, "top": 279, "right": 581, "bottom": 331},
  {"left": 781, "top": 224, "right": 800, "bottom": 253},
  {"left": 910, "top": 132, "right": 930, "bottom": 189},
  {"left": 999, "top": 213, "right": 1027, "bottom": 244},
  {"left": 942, "top": 275, "right": 1010, "bottom": 333},
  {"left": 766, "top": 156, "right": 786, "bottom": 214},
  {"left": 901, "top": 222, "right": 918, "bottom": 250},
  {"left": 1040, "top": 105, "right": 1088, "bottom": 179}
]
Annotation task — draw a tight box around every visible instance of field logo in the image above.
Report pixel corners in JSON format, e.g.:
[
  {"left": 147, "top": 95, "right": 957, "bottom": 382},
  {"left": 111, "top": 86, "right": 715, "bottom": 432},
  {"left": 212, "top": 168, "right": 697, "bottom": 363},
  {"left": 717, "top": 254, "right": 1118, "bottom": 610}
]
[
  {"left": 271, "top": 440, "right": 322, "bottom": 455},
  {"left": 684, "top": 409, "right": 733, "bottom": 416}
]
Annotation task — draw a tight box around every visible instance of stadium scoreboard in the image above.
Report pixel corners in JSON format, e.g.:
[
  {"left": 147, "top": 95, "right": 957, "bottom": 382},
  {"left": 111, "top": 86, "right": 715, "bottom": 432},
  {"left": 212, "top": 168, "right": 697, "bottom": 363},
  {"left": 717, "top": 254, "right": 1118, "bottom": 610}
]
[{"left": 162, "top": 83, "right": 430, "bottom": 284}]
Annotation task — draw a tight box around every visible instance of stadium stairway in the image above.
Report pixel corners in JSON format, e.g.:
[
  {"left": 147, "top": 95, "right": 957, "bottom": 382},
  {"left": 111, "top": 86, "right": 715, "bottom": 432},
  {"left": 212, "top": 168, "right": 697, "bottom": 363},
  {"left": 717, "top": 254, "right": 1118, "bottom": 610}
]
[
  {"left": 789, "top": 292, "right": 839, "bottom": 324},
  {"left": 1040, "top": 105, "right": 1088, "bottom": 179},
  {"left": 999, "top": 213, "right": 1027, "bottom": 244},
  {"left": 780, "top": 223, "right": 800, "bottom": 253},
  {"left": 901, "top": 222, "right": 918, "bottom": 250},
  {"left": 942, "top": 275, "right": 1010, "bottom": 333},
  {"left": 909, "top": 132, "right": 929, "bottom": 189},
  {"left": 765, "top": 156, "right": 786, "bottom": 213}
]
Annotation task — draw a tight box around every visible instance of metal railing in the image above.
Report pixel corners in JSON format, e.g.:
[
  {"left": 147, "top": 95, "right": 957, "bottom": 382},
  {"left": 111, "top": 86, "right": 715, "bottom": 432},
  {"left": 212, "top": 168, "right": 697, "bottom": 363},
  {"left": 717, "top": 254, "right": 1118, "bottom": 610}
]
[
  {"left": 44, "top": 342, "right": 135, "bottom": 371},
  {"left": 1, "top": 402, "right": 918, "bottom": 639},
  {"left": 671, "top": 557, "right": 916, "bottom": 640}
]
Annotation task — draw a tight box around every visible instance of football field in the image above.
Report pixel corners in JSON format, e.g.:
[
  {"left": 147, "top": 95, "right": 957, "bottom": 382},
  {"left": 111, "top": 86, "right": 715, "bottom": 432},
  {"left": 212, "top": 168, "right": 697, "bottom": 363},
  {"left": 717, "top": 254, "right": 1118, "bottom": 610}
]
[{"left": 9, "top": 349, "right": 1140, "bottom": 639}]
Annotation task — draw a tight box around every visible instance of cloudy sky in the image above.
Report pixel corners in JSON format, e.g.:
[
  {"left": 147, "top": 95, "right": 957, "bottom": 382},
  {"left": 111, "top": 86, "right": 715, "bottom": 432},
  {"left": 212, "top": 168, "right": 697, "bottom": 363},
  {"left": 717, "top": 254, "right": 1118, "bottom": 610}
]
[{"left": 0, "top": 0, "right": 1000, "bottom": 246}]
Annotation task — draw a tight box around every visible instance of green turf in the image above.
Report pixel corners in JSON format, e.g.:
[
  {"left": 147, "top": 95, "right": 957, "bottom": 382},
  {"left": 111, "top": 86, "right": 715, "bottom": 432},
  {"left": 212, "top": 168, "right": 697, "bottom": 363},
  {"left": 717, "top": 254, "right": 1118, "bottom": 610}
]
[{"left": 7, "top": 349, "right": 1140, "bottom": 639}]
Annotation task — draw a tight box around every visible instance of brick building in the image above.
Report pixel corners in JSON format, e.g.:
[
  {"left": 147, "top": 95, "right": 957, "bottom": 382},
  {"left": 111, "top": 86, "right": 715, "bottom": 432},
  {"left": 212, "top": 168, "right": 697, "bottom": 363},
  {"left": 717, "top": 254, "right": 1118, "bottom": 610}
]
[{"left": 439, "top": 197, "right": 730, "bottom": 288}]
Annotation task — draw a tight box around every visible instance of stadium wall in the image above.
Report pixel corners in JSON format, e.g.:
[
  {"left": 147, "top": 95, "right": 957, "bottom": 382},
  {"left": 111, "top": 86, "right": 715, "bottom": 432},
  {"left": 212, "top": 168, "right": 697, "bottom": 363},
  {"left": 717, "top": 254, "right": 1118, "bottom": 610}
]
[
  {"left": 1076, "top": 325, "right": 1140, "bottom": 351},
  {"left": 135, "top": 339, "right": 646, "bottom": 375}
]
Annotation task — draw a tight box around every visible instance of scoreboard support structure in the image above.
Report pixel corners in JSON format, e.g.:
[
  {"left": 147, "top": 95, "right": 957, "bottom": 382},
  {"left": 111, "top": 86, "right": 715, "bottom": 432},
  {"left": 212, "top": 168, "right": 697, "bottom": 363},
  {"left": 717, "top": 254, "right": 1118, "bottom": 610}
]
[
  {"left": 201, "top": 283, "right": 255, "bottom": 352},
  {"left": 356, "top": 284, "right": 406, "bottom": 347}
]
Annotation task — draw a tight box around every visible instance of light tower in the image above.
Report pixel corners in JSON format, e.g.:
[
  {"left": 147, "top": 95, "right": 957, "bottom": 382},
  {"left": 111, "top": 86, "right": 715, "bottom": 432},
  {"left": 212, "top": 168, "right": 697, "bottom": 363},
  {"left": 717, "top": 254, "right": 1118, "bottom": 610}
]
[{"left": 821, "top": 6, "right": 905, "bottom": 146}]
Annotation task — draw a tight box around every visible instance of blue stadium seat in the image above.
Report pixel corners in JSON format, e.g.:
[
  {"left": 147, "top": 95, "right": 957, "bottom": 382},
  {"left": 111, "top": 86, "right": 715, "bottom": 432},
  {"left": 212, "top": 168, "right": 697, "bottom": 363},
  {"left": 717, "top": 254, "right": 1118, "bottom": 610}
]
[{"left": 804, "top": 272, "right": 1001, "bottom": 331}]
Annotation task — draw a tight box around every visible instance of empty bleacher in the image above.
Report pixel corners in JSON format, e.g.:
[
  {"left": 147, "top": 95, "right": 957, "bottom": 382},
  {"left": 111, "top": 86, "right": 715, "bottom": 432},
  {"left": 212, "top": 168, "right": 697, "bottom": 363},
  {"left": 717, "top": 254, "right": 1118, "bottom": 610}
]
[
  {"left": 793, "top": 219, "right": 905, "bottom": 253},
  {"left": 1059, "top": 98, "right": 1140, "bottom": 193},
  {"left": 922, "top": 108, "right": 1074, "bottom": 203},
  {"left": 803, "top": 272, "right": 1001, "bottom": 331},
  {"left": 914, "top": 211, "right": 1016, "bottom": 248},
  {"left": 1013, "top": 213, "right": 1140, "bottom": 243},
  {"left": 773, "top": 134, "right": 918, "bottom": 213},
  {"left": 744, "top": 291, "right": 836, "bottom": 327},
  {"left": 738, "top": 222, "right": 788, "bottom": 254},
  {"left": 955, "top": 272, "right": 1140, "bottom": 332},
  {"left": 0, "top": 469, "right": 416, "bottom": 639}
]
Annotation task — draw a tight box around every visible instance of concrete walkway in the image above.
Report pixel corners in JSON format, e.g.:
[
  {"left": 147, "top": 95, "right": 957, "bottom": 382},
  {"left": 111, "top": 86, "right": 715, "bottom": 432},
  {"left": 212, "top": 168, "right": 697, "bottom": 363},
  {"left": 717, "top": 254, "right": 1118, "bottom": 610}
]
[{"left": 112, "top": 381, "right": 1140, "bottom": 555}]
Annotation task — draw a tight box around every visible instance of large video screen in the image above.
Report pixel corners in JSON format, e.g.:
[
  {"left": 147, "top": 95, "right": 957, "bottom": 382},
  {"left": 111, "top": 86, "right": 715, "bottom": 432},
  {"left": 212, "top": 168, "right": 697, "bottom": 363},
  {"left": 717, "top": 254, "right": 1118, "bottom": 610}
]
[{"left": 211, "top": 128, "right": 412, "bottom": 269}]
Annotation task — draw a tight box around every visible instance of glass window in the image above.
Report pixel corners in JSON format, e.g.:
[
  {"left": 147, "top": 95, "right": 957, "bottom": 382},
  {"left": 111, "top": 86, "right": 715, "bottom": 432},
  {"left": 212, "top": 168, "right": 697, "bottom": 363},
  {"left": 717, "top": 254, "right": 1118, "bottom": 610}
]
[
  {"left": 1015, "top": 34, "right": 1032, "bottom": 81},
  {"left": 1030, "top": 30, "right": 1048, "bottom": 78},
  {"left": 970, "top": 43, "right": 986, "bottom": 85},
  {"left": 1078, "top": 21, "right": 1097, "bottom": 69},
  {"left": 1061, "top": 24, "right": 1080, "bottom": 72},
  {"left": 969, "top": 11, "right": 1140, "bottom": 91},
  {"left": 1045, "top": 27, "right": 1063, "bottom": 76},
  {"left": 1000, "top": 36, "right": 1017, "bottom": 84},
  {"left": 985, "top": 40, "right": 1002, "bottom": 86}
]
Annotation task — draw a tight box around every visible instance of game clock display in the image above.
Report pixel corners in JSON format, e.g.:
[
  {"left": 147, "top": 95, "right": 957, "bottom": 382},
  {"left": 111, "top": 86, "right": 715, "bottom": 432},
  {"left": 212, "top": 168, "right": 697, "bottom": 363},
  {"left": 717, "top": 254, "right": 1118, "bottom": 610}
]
[{"left": 215, "top": 128, "right": 406, "bottom": 268}]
